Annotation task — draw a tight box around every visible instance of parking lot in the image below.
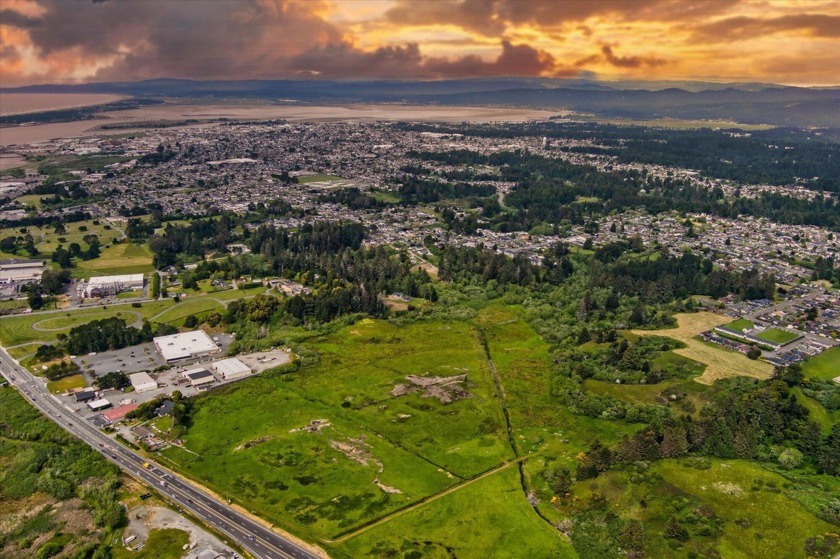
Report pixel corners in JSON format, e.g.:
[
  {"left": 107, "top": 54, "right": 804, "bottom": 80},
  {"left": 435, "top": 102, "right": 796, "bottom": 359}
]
[
  {"left": 73, "top": 335, "right": 234, "bottom": 377},
  {"left": 60, "top": 339, "right": 290, "bottom": 426}
]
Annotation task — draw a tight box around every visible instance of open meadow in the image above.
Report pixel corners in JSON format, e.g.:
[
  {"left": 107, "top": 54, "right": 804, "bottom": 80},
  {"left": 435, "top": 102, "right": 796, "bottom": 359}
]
[
  {"left": 632, "top": 312, "right": 774, "bottom": 384},
  {"left": 151, "top": 309, "right": 608, "bottom": 554}
]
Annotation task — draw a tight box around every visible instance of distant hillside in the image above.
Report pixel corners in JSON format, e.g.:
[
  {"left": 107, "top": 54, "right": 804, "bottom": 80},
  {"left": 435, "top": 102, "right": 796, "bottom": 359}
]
[{"left": 3, "top": 78, "right": 838, "bottom": 127}]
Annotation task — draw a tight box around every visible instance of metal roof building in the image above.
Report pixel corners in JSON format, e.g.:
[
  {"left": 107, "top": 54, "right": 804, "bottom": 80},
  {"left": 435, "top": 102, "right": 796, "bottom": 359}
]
[
  {"left": 129, "top": 371, "right": 158, "bottom": 393},
  {"left": 102, "top": 403, "right": 138, "bottom": 423},
  {"left": 87, "top": 398, "right": 111, "bottom": 411},
  {"left": 154, "top": 330, "right": 220, "bottom": 363},
  {"left": 211, "top": 358, "right": 251, "bottom": 380},
  {"left": 186, "top": 369, "right": 216, "bottom": 388}
]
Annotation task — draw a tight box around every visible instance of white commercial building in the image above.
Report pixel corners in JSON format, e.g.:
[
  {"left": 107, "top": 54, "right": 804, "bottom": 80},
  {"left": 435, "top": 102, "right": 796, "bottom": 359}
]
[
  {"left": 212, "top": 358, "right": 251, "bottom": 380},
  {"left": 129, "top": 372, "right": 158, "bottom": 393},
  {"left": 87, "top": 398, "right": 111, "bottom": 411},
  {"left": 154, "top": 330, "right": 220, "bottom": 363},
  {"left": 84, "top": 273, "right": 145, "bottom": 298}
]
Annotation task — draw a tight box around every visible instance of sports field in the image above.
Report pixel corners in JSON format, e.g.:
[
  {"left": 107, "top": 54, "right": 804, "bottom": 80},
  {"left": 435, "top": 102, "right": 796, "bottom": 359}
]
[
  {"left": 724, "top": 318, "right": 754, "bottom": 332},
  {"left": 754, "top": 327, "right": 800, "bottom": 345},
  {"left": 297, "top": 174, "right": 342, "bottom": 184},
  {"left": 632, "top": 312, "right": 773, "bottom": 384}
]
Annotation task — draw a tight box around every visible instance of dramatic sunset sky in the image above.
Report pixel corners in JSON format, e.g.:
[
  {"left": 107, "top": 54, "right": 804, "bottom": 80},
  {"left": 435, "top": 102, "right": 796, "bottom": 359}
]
[{"left": 1, "top": 0, "right": 838, "bottom": 87}]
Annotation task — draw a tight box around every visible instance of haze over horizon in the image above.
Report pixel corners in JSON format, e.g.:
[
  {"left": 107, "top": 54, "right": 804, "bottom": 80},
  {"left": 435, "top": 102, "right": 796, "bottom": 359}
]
[{"left": 1, "top": 0, "right": 838, "bottom": 88}]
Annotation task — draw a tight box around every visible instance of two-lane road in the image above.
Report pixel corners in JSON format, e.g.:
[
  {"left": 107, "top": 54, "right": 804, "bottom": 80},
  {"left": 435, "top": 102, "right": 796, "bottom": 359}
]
[{"left": 0, "top": 348, "right": 325, "bottom": 559}]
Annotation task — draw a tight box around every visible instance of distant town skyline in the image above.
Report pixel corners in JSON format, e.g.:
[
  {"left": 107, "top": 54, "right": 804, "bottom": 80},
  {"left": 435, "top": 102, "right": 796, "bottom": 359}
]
[{"left": 1, "top": 0, "right": 838, "bottom": 87}]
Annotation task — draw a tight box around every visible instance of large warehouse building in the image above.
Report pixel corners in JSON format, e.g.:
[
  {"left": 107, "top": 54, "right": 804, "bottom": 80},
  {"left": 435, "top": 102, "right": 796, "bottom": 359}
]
[
  {"left": 129, "top": 371, "right": 158, "bottom": 393},
  {"left": 0, "top": 259, "right": 46, "bottom": 285},
  {"left": 83, "top": 273, "right": 145, "bottom": 298},
  {"left": 154, "top": 330, "right": 220, "bottom": 363},
  {"left": 211, "top": 358, "right": 251, "bottom": 380}
]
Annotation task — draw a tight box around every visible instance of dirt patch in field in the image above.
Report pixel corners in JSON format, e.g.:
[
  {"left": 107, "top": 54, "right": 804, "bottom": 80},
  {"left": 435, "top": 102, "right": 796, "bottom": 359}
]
[
  {"left": 234, "top": 435, "right": 275, "bottom": 451},
  {"left": 383, "top": 299, "right": 409, "bottom": 311},
  {"left": 390, "top": 374, "right": 471, "bottom": 404},
  {"left": 289, "top": 419, "right": 331, "bottom": 434},
  {"left": 632, "top": 312, "right": 773, "bottom": 384},
  {"left": 330, "top": 436, "right": 382, "bottom": 471},
  {"left": 235, "top": 348, "right": 292, "bottom": 372}
]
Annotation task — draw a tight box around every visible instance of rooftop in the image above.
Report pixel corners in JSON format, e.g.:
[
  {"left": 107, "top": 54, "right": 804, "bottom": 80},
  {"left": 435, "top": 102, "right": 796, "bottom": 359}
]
[{"left": 154, "top": 330, "right": 218, "bottom": 361}]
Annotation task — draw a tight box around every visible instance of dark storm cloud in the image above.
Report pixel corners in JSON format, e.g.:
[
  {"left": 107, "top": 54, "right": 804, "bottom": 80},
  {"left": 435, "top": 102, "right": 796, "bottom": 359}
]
[
  {"left": 576, "top": 45, "right": 667, "bottom": 69},
  {"left": 0, "top": 0, "right": 572, "bottom": 80},
  {"left": 1, "top": 0, "right": 343, "bottom": 79},
  {"left": 291, "top": 40, "right": 570, "bottom": 79}
]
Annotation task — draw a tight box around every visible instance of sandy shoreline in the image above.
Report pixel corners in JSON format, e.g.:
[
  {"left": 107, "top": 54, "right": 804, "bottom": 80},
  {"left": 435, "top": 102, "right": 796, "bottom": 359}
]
[{"left": 0, "top": 93, "right": 128, "bottom": 116}]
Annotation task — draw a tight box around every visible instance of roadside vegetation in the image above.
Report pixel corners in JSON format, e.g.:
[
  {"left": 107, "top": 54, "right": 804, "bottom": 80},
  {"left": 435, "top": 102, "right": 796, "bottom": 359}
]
[{"left": 0, "top": 388, "right": 125, "bottom": 558}]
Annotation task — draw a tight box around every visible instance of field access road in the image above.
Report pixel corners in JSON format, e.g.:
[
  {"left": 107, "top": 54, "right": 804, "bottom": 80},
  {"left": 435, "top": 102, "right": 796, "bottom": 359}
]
[{"left": 0, "top": 347, "right": 324, "bottom": 559}]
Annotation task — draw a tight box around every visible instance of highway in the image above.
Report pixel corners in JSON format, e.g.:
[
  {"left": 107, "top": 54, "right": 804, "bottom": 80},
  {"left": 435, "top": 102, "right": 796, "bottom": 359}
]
[{"left": 0, "top": 347, "right": 325, "bottom": 559}]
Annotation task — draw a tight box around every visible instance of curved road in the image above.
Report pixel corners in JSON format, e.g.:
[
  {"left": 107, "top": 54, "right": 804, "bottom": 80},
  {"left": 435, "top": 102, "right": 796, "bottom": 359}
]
[{"left": 0, "top": 347, "right": 325, "bottom": 559}]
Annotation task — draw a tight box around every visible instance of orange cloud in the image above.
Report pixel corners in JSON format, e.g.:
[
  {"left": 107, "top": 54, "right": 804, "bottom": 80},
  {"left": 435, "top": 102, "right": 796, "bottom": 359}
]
[{"left": 0, "top": 0, "right": 837, "bottom": 86}]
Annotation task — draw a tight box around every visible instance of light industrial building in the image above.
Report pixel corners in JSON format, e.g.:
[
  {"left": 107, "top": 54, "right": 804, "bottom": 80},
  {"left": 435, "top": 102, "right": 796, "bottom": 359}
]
[
  {"left": 74, "top": 389, "right": 97, "bottom": 402},
  {"left": 186, "top": 369, "right": 216, "bottom": 388},
  {"left": 129, "top": 371, "right": 158, "bottom": 393},
  {"left": 154, "top": 330, "right": 220, "bottom": 363},
  {"left": 0, "top": 259, "right": 46, "bottom": 285},
  {"left": 87, "top": 399, "right": 111, "bottom": 411},
  {"left": 211, "top": 358, "right": 251, "bottom": 380},
  {"left": 102, "top": 403, "right": 138, "bottom": 423},
  {"left": 83, "top": 273, "right": 145, "bottom": 298}
]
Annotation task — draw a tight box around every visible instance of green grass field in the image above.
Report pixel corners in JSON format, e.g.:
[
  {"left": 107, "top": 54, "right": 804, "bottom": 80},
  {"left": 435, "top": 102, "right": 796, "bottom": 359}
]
[
  {"left": 0, "top": 300, "right": 175, "bottom": 347},
  {"left": 14, "top": 194, "right": 45, "bottom": 208},
  {"left": 0, "top": 298, "right": 28, "bottom": 311},
  {"left": 802, "top": 346, "right": 840, "bottom": 380},
  {"left": 297, "top": 174, "right": 342, "bottom": 184},
  {"left": 792, "top": 387, "right": 840, "bottom": 433},
  {"left": 152, "top": 311, "right": 587, "bottom": 553},
  {"left": 0, "top": 219, "right": 124, "bottom": 259},
  {"left": 47, "top": 373, "right": 88, "bottom": 394},
  {"left": 584, "top": 377, "right": 714, "bottom": 414},
  {"left": 337, "top": 467, "right": 577, "bottom": 558},
  {"left": 725, "top": 318, "right": 755, "bottom": 333},
  {"left": 754, "top": 327, "right": 800, "bottom": 345},
  {"left": 74, "top": 243, "right": 154, "bottom": 277},
  {"left": 151, "top": 297, "right": 225, "bottom": 327}
]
